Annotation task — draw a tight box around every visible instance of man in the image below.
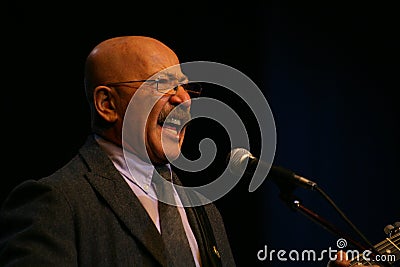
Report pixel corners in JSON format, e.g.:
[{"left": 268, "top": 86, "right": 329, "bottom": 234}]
[{"left": 0, "top": 36, "right": 236, "bottom": 266}]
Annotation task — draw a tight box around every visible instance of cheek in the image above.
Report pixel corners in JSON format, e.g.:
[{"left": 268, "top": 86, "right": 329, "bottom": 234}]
[
  {"left": 145, "top": 104, "right": 164, "bottom": 145},
  {"left": 122, "top": 91, "right": 162, "bottom": 158}
]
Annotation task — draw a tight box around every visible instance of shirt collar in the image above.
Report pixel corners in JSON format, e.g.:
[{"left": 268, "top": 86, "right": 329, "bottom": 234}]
[{"left": 94, "top": 134, "right": 171, "bottom": 194}]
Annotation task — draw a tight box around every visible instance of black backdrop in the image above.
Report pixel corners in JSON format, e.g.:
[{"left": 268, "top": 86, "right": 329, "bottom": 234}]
[{"left": 3, "top": 1, "right": 399, "bottom": 266}]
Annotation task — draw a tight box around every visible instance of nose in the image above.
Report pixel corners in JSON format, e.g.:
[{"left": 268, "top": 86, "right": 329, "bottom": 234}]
[{"left": 168, "top": 85, "right": 191, "bottom": 109}]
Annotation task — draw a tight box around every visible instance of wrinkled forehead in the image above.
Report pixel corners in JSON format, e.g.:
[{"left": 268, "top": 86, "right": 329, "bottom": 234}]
[{"left": 149, "top": 64, "right": 189, "bottom": 82}]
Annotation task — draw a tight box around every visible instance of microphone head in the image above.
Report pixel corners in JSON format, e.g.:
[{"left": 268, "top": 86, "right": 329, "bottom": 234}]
[{"left": 227, "top": 147, "right": 252, "bottom": 174}]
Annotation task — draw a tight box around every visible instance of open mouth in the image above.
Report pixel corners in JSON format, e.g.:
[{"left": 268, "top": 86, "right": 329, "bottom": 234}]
[
  {"left": 157, "top": 105, "right": 191, "bottom": 137},
  {"left": 158, "top": 116, "right": 183, "bottom": 136}
]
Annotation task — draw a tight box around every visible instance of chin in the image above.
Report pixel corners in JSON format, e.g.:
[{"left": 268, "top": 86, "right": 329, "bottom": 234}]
[
  {"left": 157, "top": 131, "right": 185, "bottom": 162},
  {"left": 162, "top": 144, "right": 181, "bottom": 162},
  {"left": 148, "top": 142, "right": 181, "bottom": 164}
]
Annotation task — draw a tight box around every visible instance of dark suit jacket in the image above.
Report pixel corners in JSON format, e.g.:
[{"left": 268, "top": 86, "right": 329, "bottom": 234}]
[{"left": 0, "top": 135, "right": 236, "bottom": 267}]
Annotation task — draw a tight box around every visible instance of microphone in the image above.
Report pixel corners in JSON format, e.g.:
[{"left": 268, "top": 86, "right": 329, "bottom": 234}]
[
  {"left": 227, "top": 148, "right": 318, "bottom": 190},
  {"left": 227, "top": 149, "right": 383, "bottom": 257}
]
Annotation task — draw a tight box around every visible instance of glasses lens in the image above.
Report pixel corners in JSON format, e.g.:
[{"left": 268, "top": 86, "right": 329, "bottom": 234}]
[
  {"left": 155, "top": 79, "right": 202, "bottom": 98},
  {"left": 156, "top": 80, "right": 175, "bottom": 93}
]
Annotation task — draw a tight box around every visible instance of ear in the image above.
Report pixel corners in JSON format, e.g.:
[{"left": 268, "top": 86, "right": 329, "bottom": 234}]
[{"left": 93, "top": 86, "right": 118, "bottom": 123}]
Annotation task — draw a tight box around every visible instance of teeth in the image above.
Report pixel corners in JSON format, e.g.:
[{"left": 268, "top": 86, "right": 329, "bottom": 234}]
[{"left": 165, "top": 117, "right": 181, "bottom": 126}]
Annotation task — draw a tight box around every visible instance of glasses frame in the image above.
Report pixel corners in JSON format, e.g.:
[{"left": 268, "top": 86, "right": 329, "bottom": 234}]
[{"left": 103, "top": 78, "right": 202, "bottom": 98}]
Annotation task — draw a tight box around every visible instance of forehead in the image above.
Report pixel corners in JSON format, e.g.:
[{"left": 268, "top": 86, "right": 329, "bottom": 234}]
[{"left": 152, "top": 65, "right": 188, "bottom": 81}]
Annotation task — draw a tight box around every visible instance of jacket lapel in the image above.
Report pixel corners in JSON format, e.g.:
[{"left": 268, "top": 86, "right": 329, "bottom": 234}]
[
  {"left": 79, "top": 135, "right": 168, "bottom": 266},
  {"left": 171, "top": 171, "right": 223, "bottom": 267}
]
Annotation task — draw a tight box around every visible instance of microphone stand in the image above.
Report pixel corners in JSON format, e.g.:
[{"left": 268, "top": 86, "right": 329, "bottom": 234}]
[
  {"left": 279, "top": 191, "right": 368, "bottom": 251},
  {"left": 279, "top": 189, "right": 393, "bottom": 267}
]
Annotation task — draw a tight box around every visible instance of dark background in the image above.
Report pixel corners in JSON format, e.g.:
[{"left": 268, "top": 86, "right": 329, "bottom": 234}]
[{"left": 3, "top": 1, "right": 399, "bottom": 266}]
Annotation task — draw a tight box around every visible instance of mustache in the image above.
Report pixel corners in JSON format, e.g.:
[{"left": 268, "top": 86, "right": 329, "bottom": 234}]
[{"left": 157, "top": 104, "right": 192, "bottom": 127}]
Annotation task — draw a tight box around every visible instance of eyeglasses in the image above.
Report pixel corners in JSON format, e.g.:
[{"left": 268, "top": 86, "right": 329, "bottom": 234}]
[{"left": 104, "top": 78, "right": 202, "bottom": 98}]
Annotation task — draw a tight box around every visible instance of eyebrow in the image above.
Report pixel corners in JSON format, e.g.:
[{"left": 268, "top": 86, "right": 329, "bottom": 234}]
[{"left": 156, "top": 72, "right": 188, "bottom": 83}]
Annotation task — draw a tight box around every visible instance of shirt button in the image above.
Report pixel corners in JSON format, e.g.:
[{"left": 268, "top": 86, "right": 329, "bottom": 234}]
[{"left": 143, "top": 184, "right": 149, "bottom": 191}]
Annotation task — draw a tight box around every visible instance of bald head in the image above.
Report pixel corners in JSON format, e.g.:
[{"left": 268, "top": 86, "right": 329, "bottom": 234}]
[
  {"left": 84, "top": 36, "right": 180, "bottom": 97},
  {"left": 83, "top": 35, "right": 192, "bottom": 162},
  {"left": 83, "top": 36, "right": 190, "bottom": 148}
]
